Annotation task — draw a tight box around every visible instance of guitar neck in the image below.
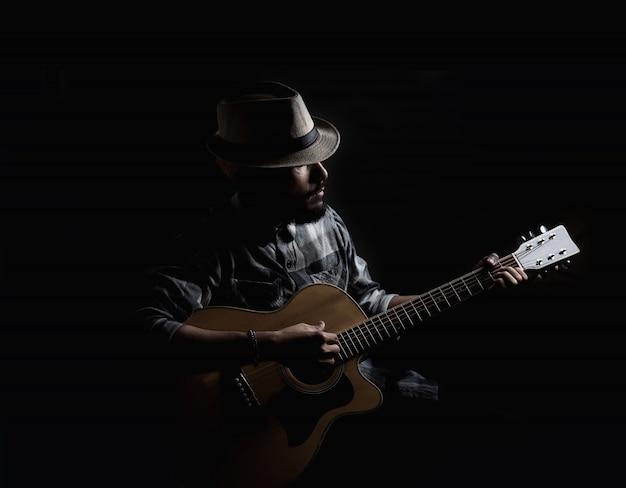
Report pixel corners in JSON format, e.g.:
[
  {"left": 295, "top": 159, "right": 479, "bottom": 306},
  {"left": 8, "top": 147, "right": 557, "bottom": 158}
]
[{"left": 336, "top": 253, "right": 518, "bottom": 362}]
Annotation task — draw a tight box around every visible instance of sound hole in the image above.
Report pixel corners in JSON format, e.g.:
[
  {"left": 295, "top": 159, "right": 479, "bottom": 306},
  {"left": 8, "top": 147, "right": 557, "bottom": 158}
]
[{"left": 287, "top": 363, "right": 336, "bottom": 386}]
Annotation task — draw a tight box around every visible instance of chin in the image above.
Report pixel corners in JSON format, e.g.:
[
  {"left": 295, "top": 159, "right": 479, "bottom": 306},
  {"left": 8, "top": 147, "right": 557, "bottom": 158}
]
[{"left": 293, "top": 203, "right": 327, "bottom": 224}]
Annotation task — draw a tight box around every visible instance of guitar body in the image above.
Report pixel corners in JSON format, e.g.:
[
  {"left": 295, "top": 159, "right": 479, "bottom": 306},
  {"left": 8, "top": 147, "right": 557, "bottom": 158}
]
[{"left": 172, "top": 284, "right": 383, "bottom": 488}]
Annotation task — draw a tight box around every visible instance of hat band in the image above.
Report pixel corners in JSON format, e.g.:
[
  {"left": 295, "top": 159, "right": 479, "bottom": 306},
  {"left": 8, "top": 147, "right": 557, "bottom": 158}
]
[{"left": 214, "top": 127, "right": 320, "bottom": 164}]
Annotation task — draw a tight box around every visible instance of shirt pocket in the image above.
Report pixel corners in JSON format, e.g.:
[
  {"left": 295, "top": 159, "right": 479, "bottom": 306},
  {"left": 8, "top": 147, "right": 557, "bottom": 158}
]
[{"left": 231, "top": 276, "right": 284, "bottom": 310}]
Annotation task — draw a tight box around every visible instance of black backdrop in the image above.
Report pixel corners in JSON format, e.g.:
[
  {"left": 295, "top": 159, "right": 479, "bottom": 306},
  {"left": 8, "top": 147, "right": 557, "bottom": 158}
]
[{"left": 2, "top": 12, "right": 625, "bottom": 488}]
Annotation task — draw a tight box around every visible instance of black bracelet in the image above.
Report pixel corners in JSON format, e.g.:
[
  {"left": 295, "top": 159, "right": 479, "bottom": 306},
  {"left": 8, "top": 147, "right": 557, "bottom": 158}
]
[{"left": 248, "top": 329, "right": 260, "bottom": 366}]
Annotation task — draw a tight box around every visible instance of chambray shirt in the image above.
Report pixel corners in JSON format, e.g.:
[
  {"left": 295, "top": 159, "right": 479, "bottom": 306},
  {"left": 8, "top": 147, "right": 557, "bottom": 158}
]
[{"left": 133, "top": 195, "right": 438, "bottom": 400}]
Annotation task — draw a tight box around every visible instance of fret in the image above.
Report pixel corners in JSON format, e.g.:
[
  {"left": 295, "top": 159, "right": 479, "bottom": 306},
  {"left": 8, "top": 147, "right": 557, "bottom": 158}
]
[
  {"left": 397, "top": 306, "right": 414, "bottom": 327},
  {"left": 406, "top": 300, "right": 423, "bottom": 322},
  {"left": 372, "top": 318, "right": 386, "bottom": 342},
  {"left": 390, "top": 307, "right": 406, "bottom": 333},
  {"left": 455, "top": 277, "right": 473, "bottom": 300},
  {"left": 379, "top": 314, "right": 398, "bottom": 337},
  {"left": 476, "top": 271, "right": 487, "bottom": 290},
  {"left": 341, "top": 330, "right": 358, "bottom": 357},
  {"left": 460, "top": 275, "right": 471, "bottom": 294},
  {"left": 450, "top": 282, "right": 462, "bottom": 302},
  {"left": 454, "top": 282, "right": 471, "bottom": 301},
  {"left": 438, "top": 286, "right": 452, "bottom": 307},
  {"left": 426, "top": 291, "right": 442, "bottom": 313},
  {"left": 418, "top": 295, "right": 432, "bottom": 317},
  {"left": 352, "top": 327, "right": 366, "bottom": 351},
  {"left": 360, "top": 320, "right": 375, "bottom": 348}
]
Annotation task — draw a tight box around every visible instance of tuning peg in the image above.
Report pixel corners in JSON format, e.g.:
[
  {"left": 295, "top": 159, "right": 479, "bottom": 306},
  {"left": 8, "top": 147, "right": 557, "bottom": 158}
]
[
  {"left": 539, "top": 224, "right": 548, "bottom": 234},
  {"left": 517, "top": 229, "right": 535, "bottom": 244},
  {"left": 541, "top": 260, "right": 570, "bottom": 277}
]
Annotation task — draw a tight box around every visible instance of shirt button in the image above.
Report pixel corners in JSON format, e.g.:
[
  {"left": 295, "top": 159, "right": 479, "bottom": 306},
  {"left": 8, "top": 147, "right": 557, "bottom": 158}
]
[{"left": 286, "top": 260, "right": 292, "bottom": 268}]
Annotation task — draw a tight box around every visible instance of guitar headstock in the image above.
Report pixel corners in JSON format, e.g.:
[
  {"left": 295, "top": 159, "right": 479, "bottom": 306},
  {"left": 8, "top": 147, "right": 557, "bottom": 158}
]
[{"left": 514, "top": 224, "right": 580, "bottom": 271}]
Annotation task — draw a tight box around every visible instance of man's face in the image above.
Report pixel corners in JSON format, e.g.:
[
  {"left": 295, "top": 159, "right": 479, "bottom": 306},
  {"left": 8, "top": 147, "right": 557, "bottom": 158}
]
[
  {"left": 285, "top": 162, "right": 328, "bottom": 215},
  {"left": 240, "top": 162, "right": 329, "bottom": 223}
]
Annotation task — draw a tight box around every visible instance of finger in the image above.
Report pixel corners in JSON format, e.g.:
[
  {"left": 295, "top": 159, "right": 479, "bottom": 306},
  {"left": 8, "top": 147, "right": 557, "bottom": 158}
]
[
  {"left": 320, "top": 356, "right": 336, "bottom": 366},
  {"left": 320, "top": 348, "right": 339, "bottom": 364},
  {"left": 505, "top": 266, "right": 529, "bottom": 282},
  {"left": 480, "top": 253, "right": 499, "bottom": 268},
  {"left": 496, "top": 268, "right": 526, "bottom": 285},
  {"left": 486, "top": 253, "right": 499, "bottom": 267}
]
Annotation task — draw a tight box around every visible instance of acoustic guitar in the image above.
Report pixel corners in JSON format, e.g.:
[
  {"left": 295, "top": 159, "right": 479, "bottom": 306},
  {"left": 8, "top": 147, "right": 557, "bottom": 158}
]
[{"left": 172, "top": 224, "right": 580, "bottom": 487}]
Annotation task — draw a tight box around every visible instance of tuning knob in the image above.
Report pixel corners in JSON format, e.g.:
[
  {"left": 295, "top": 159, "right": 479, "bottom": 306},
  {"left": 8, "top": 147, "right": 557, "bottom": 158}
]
[
  {"left": 518, "top": 229, "right": 535, "bottom": 244},
  {"left": 543, "top": 259, "right": 570, "bottom": 276}
]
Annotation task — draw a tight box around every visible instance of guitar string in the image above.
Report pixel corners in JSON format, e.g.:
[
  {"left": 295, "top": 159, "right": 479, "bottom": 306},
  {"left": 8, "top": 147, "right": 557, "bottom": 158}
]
[
  {"left": 343, "top": 239, "right": 563, "bottom": 357},
  {"left": 339, "top": 253, "right": 526, "bottom": 359}
]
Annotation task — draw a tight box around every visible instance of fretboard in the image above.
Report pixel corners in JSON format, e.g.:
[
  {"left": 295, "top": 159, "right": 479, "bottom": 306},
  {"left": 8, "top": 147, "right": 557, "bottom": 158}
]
[{"left": 336, "top": 254, "right": 518, "bottom": 362}]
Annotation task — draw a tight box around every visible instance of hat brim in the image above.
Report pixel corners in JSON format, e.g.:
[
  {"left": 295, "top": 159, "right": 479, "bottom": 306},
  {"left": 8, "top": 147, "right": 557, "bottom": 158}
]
[{"left": 206, "top": 117, "right": 340, "bottom": 168}]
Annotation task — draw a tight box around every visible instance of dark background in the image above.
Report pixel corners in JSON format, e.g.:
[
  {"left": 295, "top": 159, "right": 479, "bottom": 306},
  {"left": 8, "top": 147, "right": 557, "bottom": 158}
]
[{"left": 1, "top": 10, "right": 624, "bottom": 488}]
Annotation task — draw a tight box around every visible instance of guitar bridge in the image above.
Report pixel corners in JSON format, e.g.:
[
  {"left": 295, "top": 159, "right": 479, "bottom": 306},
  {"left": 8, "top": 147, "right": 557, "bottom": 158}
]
[
  {"left": 221, "top": 369, "right": 268, "bottom": 433},
  {"left": 232, "top": 370, "right": 261, "bottom": 409}
]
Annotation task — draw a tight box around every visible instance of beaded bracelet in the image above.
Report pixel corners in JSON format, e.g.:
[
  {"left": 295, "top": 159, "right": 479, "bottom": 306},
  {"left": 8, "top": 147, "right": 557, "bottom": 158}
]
[{"left": 247, "top": 329, "right": 260, "bottom": 366}]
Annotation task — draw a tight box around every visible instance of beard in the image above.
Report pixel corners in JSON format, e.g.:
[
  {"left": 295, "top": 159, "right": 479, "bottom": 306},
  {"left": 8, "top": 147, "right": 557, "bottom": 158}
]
[
  {"left": 267, "top": 197, "right": 327, "bottom": 225},
  {"left": 292, "top": 202, "right": 327, "bottom": 224},
  {"left": 236, "top": 191, "right": 327, "bottom": 228}
]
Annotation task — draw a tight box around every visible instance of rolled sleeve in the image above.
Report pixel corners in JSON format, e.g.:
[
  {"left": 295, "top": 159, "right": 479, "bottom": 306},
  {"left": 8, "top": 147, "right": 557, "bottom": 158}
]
[{"left": 132, "top": 265, "right": 207, "bottom": 348}]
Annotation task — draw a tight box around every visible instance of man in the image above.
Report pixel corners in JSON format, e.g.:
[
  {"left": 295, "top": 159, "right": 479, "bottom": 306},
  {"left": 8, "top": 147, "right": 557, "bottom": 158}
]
[{"left": 132, "top": 80, "right": 529, "bottom": 487}]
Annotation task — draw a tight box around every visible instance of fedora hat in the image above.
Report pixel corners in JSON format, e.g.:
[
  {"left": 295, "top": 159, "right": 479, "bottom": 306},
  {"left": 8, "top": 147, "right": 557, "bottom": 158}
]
[{"left": 207, "top": 81, "right": 340, "bottom": 168}]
